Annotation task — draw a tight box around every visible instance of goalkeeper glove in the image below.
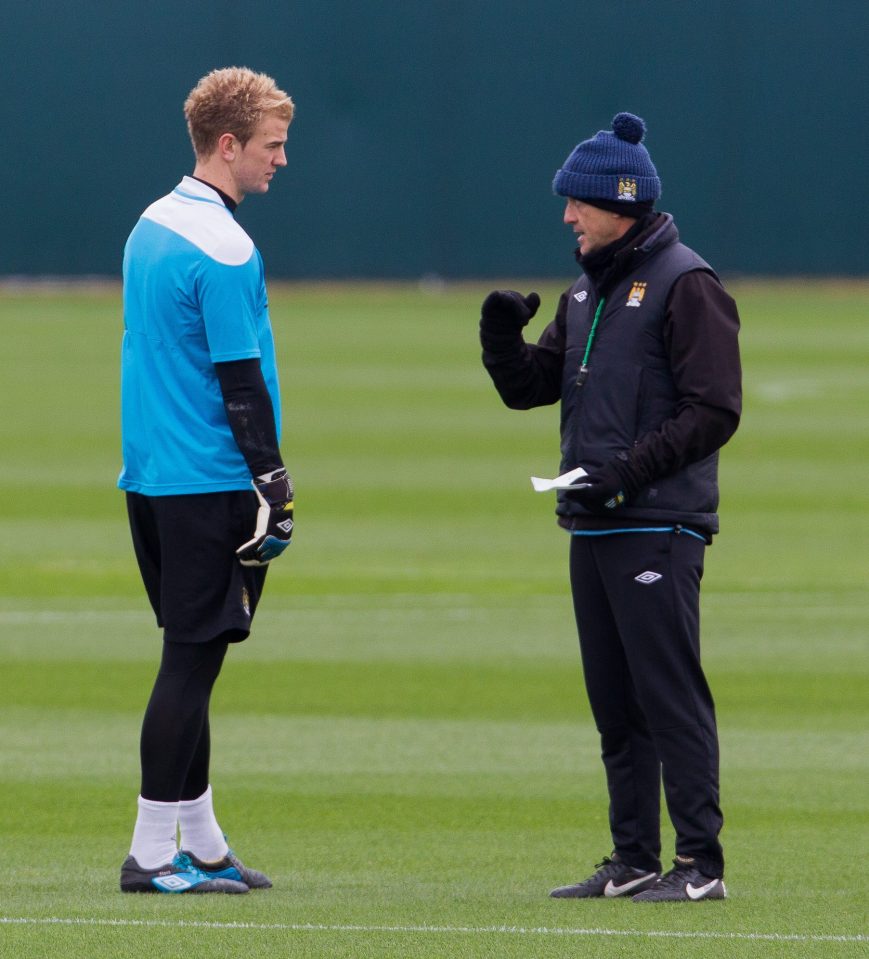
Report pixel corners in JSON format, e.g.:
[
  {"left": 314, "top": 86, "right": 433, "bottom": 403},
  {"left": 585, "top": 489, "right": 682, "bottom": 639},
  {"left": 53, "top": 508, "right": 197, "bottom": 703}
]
[
  {"left": 236, "top": 468, "right": 294, "bottom": 567},
  {"left": 480, "top": 290, "right": 541, "bottom": 333}
]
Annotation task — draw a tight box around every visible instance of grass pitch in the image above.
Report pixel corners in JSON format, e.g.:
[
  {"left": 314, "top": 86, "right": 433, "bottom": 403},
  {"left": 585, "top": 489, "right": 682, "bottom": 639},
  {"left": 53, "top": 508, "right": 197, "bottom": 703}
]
[{"left": 0, "top": 280, "right": 867, "bottom": 958}]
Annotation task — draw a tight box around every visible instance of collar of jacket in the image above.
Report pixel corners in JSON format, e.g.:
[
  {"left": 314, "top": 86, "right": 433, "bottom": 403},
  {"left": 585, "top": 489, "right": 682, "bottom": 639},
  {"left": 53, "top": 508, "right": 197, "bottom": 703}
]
[{"left": 576, "top": 212, "right": 677, "bottom": 295}]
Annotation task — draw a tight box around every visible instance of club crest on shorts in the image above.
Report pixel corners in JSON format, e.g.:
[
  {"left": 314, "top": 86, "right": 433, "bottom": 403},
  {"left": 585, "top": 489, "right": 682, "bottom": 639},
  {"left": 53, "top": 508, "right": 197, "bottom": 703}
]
[
  {"left": 626, "top": 282, "right": 647, "bottom": 308},
  {"left": 241, "top": 586, "right": 251, "bottom": 616},
  {"left": 618, "top": 176, "right": 638, "bottom": 201},
  {"left": 635, "top": 570, "right": 662, "bottom": 584}
]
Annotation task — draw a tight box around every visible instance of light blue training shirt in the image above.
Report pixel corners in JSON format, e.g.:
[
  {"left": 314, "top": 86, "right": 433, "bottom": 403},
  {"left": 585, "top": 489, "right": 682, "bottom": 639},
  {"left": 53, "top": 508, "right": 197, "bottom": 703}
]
[{"left": 119, "top": 177, "right": 281, "bottom": 496}]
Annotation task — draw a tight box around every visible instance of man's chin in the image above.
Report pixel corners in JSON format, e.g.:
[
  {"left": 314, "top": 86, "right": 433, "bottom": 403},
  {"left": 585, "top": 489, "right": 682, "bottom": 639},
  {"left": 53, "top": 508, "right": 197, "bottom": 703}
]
[{"left": 244, "top": 182, "right": 270, "bottom": 197}]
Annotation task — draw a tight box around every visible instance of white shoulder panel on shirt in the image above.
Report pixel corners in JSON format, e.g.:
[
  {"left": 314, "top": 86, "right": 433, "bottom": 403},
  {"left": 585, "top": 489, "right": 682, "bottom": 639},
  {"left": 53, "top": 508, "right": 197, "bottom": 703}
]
[{"left": 140, "top": 177, "right": 255, "bottom": 267}]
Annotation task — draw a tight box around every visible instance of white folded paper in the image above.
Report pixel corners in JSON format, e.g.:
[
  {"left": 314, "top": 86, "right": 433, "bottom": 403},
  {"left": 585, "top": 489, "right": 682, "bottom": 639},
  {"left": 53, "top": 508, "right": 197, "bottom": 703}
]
[{"left": 530, "top": 466, "right": 590, "bottom": 492}]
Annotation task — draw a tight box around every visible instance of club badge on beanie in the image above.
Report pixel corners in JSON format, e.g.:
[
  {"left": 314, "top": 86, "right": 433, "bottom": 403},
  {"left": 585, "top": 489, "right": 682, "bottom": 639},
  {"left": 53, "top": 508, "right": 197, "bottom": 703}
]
[{"left": 552, "top": 112, "right": 661, "bottom": 209}]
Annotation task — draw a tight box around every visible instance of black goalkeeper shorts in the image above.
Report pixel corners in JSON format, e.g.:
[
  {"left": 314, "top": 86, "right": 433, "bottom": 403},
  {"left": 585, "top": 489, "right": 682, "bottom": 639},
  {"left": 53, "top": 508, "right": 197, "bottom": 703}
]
[{"left": 126, "top": 491, "right": 268, "bottom": 644}]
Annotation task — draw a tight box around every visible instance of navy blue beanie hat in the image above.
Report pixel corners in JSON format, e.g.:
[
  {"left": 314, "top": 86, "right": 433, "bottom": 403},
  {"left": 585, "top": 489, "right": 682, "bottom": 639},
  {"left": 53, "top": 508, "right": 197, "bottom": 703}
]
[{"left": 552, "top": 112, "right": 661, "bottom": 213}]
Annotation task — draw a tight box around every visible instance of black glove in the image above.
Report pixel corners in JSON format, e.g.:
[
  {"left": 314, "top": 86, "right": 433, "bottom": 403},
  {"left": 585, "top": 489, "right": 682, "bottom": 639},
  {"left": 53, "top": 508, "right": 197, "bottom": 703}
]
[
  {"left": 570, "top": 459, "right": 634, "bottom": 513},
  {"left": 236, "top": 468, "right": 295, "bottom": 567},
  {"left": 480, "top": 290, "right": 541, "bottom": 333}
]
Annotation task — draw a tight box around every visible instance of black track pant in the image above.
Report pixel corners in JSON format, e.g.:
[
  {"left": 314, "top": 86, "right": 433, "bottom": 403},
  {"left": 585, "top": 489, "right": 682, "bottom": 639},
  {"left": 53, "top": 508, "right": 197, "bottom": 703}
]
[
  {"left": 569, "top": 530, "right": 724, "bottom": 878},
  {"left": 139, "top": 637, "right": 229, "bottom": 802}
]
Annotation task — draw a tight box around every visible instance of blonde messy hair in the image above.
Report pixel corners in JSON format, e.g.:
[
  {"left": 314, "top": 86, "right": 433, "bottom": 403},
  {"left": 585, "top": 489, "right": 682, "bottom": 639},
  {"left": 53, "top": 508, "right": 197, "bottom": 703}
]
[{"left": 184, "top": 67, "right": 294, "bottom": 159}]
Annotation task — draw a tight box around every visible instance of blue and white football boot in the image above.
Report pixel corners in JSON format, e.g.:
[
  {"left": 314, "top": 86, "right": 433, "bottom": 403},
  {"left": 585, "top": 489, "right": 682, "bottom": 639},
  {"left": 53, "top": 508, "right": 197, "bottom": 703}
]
[
  {"left": 183, "top": 848, "right": 273, "bottom": 889},
  {"left": 120, "top": 851, "right": 249, "bottom": 893}
]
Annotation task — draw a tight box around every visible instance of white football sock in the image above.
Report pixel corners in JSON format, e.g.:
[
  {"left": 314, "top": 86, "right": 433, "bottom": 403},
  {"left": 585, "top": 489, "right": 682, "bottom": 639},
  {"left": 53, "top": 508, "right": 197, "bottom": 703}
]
[
  {"left": 178, "top": 785, "right": 229, "bottom": 862},
  {"left": 129, "top": 796, "right": 179, "bottom": 869}
]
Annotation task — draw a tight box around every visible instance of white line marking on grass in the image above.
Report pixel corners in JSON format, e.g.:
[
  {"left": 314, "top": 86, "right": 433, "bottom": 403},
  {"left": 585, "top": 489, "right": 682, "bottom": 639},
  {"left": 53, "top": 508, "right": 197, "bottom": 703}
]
[{"left": 1, "top": 918, "right": 866, "bottom": 943}]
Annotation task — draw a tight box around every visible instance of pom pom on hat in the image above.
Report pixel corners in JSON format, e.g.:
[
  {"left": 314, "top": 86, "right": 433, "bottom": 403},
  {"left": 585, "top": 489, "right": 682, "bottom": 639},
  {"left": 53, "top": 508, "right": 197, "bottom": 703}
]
[
  {"left": 611, "top": 112, "right": 645, "bottom": 144},
  {"left": 553, "top": 112, "right": 661, "bottom": 204}
]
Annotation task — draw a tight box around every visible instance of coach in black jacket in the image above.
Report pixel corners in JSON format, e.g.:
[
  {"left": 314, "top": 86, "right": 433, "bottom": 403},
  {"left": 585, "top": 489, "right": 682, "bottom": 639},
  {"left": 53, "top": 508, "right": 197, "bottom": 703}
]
[{"left": 480, "top": 113, "right": 741, "bottom": 903}]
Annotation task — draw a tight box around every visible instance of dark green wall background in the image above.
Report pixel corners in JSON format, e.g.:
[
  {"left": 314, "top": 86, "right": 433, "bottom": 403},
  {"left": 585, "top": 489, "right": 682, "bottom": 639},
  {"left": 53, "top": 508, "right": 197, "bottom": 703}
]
[{"left": 3, "top": 1, "right": 867, "bottom": 278}]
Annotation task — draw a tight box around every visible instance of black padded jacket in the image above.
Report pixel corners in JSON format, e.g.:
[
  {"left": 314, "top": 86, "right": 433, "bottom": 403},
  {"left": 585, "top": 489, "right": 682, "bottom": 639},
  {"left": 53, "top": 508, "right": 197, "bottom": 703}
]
[{"left": 480, "top": 213, "right": 742, "bottom": 536}]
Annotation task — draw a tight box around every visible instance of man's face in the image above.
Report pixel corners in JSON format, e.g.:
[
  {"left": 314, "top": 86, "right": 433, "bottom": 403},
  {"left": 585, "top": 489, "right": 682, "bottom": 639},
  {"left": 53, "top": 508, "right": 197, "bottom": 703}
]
[
  {"left": 563, "top": 198, "right": 630, "bottom": 256},
  {"left": 229, "top": 114, "right": 289, "bottom": 199}
]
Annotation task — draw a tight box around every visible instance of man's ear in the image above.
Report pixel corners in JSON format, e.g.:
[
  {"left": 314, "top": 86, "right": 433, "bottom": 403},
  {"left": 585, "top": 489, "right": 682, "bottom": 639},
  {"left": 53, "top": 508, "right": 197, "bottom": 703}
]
[{"left": 216, "top": 132, "right": 238, "bottom": 162}]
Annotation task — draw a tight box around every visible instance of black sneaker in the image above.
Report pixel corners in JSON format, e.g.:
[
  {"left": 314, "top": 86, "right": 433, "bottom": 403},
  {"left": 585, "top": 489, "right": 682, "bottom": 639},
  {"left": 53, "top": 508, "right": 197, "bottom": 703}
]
[
  {"left": 549, "top": 854, "right": 659, "bottom": 898},
  {"left": 183, "top": 849, "right": 272, "bottom": 889},
  {"left": 632, "top": 857, "right": 726, "bottom": 902},
  {"left": 120, "top": 852, "right": 249, "bottom": 893}
]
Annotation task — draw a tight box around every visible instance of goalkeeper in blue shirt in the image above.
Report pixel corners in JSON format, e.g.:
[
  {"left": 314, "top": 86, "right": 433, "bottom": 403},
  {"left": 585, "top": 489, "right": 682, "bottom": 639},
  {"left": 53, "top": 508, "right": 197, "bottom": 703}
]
[{"left": 118, "top": 67, "right": 295, "bottom": 894}]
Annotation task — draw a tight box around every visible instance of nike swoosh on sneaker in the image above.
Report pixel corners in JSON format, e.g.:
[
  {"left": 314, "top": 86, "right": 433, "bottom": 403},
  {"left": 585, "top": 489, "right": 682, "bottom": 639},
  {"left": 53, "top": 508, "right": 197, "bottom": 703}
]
[
  {"left": 604, "top": 874, "right": 655, "bottom": 897},
  {"left": 686, "top": 879, "right": 721, "bottom": 900}
]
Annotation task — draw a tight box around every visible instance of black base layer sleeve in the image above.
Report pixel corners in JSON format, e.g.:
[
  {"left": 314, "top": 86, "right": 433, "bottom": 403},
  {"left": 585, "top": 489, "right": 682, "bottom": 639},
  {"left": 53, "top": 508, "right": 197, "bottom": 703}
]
[{"left": 214, "top": 358, "right": 283, "bottom": 478}]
